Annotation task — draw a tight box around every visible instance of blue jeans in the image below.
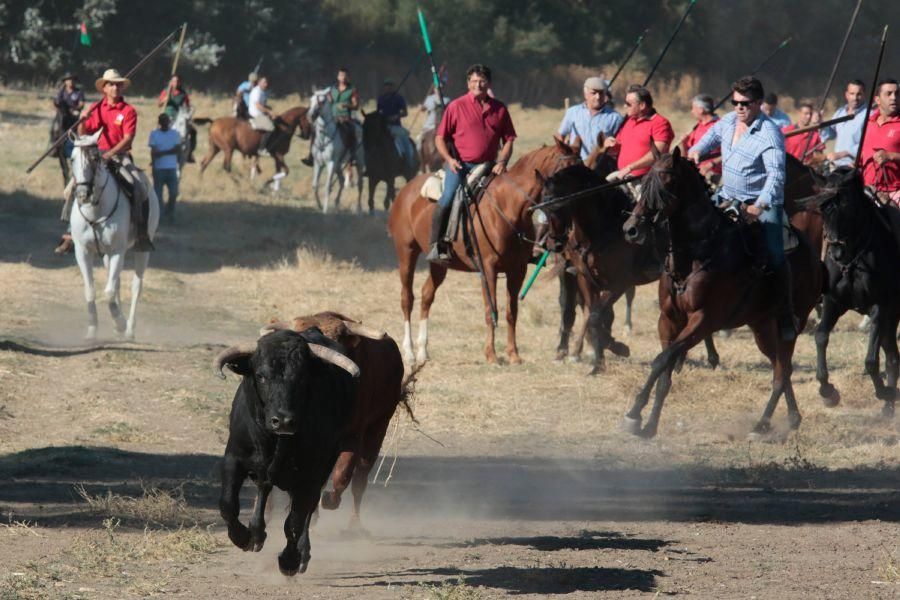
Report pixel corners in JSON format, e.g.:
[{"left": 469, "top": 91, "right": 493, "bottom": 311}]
[
  {"left": 758, "top": 204, "right": 785, "bottom": 268},
  {"left": 153, "top": 168, "right": 179, "bottom": 214},
  {"left": 388, "top": 125, "right": 416, "bottom": 171},
  {"left": 438, "top": 162, "right": 479, "bottom": 208}
]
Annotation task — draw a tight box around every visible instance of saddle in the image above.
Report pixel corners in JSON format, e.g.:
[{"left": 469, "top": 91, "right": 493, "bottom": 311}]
[
  {"left": 719, "top": 200, "right": 799, "bottom": 253},
  {"left": 422, "top": 163, "right": 494, "bottom": 245}
]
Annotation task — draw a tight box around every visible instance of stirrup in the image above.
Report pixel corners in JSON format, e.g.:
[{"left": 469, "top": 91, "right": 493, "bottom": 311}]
[{"left": 425, "top": 243, "right": 450, "bottom": 265}]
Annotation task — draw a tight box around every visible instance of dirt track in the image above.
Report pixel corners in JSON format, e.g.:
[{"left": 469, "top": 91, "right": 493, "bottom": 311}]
[{"left": 1, "top": 90, "right": 899, "bottom": 598}]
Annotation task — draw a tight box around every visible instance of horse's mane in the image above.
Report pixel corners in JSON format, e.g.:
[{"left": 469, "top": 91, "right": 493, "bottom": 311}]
[
  {"left": 641, "top": 151, "right": 708, "bottom": 215},
  {"left": 508, "top": 141, "right": 576, "bottom": 176}
]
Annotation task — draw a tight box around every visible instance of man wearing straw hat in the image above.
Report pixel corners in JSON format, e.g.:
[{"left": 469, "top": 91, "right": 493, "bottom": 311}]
[{"left": 78, "top": 68, "right": 154, "bottom": 251}]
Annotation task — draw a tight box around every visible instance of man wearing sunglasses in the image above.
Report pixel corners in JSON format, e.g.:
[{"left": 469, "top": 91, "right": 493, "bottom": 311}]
[
  {"left": 688, "top": 76, "right": 795, "bottom": 341},
  {"left": 604, "top": 84, "right": 674, "bottom": 185}
]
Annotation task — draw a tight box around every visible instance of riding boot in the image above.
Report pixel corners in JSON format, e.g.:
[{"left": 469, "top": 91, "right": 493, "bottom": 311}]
[
  {"left": 774, "top": 262, "right": 797, "bottom": 341},
  {"left": 425, "top": 203, "right": 452, "bottom": 264},
  {"left": 301, "top": 131, "right": 315, "bottom": 167},
  {"left": 258, "top": 131, "right": 271, "bottom": 156}
]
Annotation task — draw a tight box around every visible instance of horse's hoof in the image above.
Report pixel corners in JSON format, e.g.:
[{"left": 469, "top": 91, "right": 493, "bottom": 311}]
[
  {"left": 621, "top": 415, "right": 642, "bottom": 435},
  {"left": 609, "top": 341, "right": 630, "bottom": 358},
  {"left": 486, "top": 355, "right": 498, "bottom": 365},
  {"left": 788, "top": 411, "right": 802, "bottom": 430},
  {"left": 587, "top": 365, "right": 604, "bottom": 376},
  {"left": 554, "top": 349, "right": 567, "bottom": 362},
  {"left": 277, "top": 553, "right": 300, "bottom": 577},
  {"left": 248, "top": 529, "right": 267, "bottom": 552},
  {"left": 320, "top": 490, "right": 341, "bottom": 510},
  {"left": 415, "top": 351, "right": 429, "bottom": 365},
  {"left": 748, "top": 420, "right": 772, "bottom": 441},
  {"left": 819, "top": 383, "right": 840, "bottom": 407},
  {"left": 85, "top": 327, "right": 97, "bottom": 341},
  {"left": 623, "top": 325, "right": 633, "bottom": 337},
  {"left": 882, "top": 402, "right": 895, "bottom": 419},
  {"left": 567, "top": 355, "right": 582, "bottom": 364},
  {"left": 637, "top": 425, "right": 658, "bottom": 439},
  {"left": 508, "top": 354, "right": 522, "bottom": 365},
  {"left": 876, "top": 387, "right": 896, "bottom": 402}
]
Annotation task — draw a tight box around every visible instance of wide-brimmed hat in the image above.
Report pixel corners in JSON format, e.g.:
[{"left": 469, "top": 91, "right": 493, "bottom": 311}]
[
  {"left": 60, "top": 73, "right": 79, "bottom": 83},
  {"left": 95, "top": 68, "right": 130, "bottom": 93}
]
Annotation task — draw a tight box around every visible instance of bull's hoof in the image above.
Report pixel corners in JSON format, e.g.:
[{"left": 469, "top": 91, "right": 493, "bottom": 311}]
[
  {"left": 787, "top": 411, "right": 802, "bottom": 430},
  {"left": 638, "top": 424, "right": 658, "bottom": 439},
  {"left": 621, "top": 415, "right": 642, "bottom": 435},
  {"left": 278, "top": 552, "right": 301, "bottom": 577},
  {"left": 609, "top": 341, "right": 630, "bottom": 358},
  {"left": 114, "top": 317, "right": 127, "bottom": 334},
  {"left": 707, "top": 355, "right": 720, "bottom": 370},
  {"left": 819, "top": 383, "right": 840, "bottom": 407},
  {"left": 320, "top": 490, "right": 341, "bottom": 510},
  {"left": 882, "top": 401, "right": 895, "bottom": 419}
]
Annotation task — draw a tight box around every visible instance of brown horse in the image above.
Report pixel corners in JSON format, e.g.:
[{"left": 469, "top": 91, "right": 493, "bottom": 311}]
[
  {"left": 198, "top": 106, "right": 311, "bottom": 183},
  {"left": 419, "top": 129, "right": 443, "bottom": 174},
  {"left": 388, "top": 140, "right": 581, "bottom": 365},
  {"left": 621, "top": 149, "right": 823, "bottom": 438}
]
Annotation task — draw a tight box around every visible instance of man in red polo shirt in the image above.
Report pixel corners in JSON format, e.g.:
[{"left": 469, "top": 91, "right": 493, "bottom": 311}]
[
  {"left": 604, "top": 84, "right": 674, "bottom": 186},
  {"left": 79, "top": 68, "right": 153, "bottom": 251},
  {"left": 860, "top": 78, "right": 900, "bottom": 249},
  {"left": 680, "top": 94, "right": 721, "bottom": 181},
  {"left": 782, "top": 101, "right": 823, "bottom": 164},
  {"left": 428, "top": 63, "right": 516, "bottom": 263}
]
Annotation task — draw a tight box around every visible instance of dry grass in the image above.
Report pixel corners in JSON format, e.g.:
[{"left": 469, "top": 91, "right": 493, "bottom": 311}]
[{"left": 75, "top": 483, "right": 202, "bottom": 528}]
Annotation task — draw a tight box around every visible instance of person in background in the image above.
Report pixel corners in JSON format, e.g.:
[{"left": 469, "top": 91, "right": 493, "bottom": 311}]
[
  {"left": 604, "top": 84, "right": 674, "bottom": 185},
  {"left": 680, "top": 94, "right": 721, "bottom": 181},
  {"left": 148, "top": 113, "right": 182, "bottom": 222},
  {"left": 234, "top": 72, "right": 258, "bottom": 119},
  {"left": 556, "top": 76, "right": 622, "bottom": 161},
  {"left": 761, "top": 92, "right": 791, "bottom": 128},
  {"left": 821, "top": 79, "right": 868, "bottom": 167},
  {"left": 782, "top": 101, "right": 823, "bottom": 163}
]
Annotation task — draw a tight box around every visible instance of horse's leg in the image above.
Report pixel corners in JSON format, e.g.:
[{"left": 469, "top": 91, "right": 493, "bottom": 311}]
[
  {"left": 879, "top": 312, "right": 899, "bottom": 418},
  {"left": 356, "top": 164, "right": 364, "bottom": 214},
  {"left": 814, "top": 295, "right": 845, "bottom": 407},
  {"left": 124, "top": 251, "right": 150, "bottom": 340},
  {"left": 704, "top": 335, "right": 720, "bottom": 369},
  {"left": 384, "top": 179, "right": 395, "bottom": 213},
  {"left": 573, "top": 303, "right": 590, "bottom": 360},
  {"left": 104, "top": 252, "right": 127, "bottom": 334},
  {"left": 367, "top": 177, "right": 377, "bottom": 215},
  {"left": 324, "top": 161, "right": 335, "bottom": 214},
  {"left": 864, "top": 305, "right": 890, "bottom": 403},
  {"left": 505, "top": 264, "right": 527, "bottom": 365},
  {"left": 623, "top": 285, "right": 636, "bottom": 336},
  {"left": 312, "top": 161, "right": 323, "bottom": 210},
  {"left": 417, "top": 262, "right": 448, "bottom": 364},
  {"left": 74, "top": 243, "right": 98, "bottom": 340},
  {"left": 556, "top": 267, "right": 577, "bottom": 361},
  {"left": 747, "top": 323, "right": 791, "bottom": 436},
  {"left": 398, "top": 242, "right": 420, "bottom": 364},
  {"left": 199, "top": 144, "right": 219, "bottom": 175},
  {"left": 481, "top": 264, "right": 500, "bottom": 364}
]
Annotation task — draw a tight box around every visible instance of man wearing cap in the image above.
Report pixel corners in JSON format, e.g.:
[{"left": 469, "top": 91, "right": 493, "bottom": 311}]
[
  {"left": 604, "top": 84, "right": 674, "bottom": 184},
  {"left": 680, "top": 94, "right": 721, "bottom": 181},
  {"left": 557, "top": 76, "right": 623, "bottom": 161},
  {"left": 821, "top": 79, "right": 868, "bottom": 167},
  {"left": 158, "top": 74, "right": 196, "bottom": 163},
  {"left": 377, "top": 78, "right": 416, "bottom": 173},
  {"left": 428, "top": 63, "right": 517, "bottom": 263},
  {"left": 234, "top": 72, "right": 258, "bottom": 119},
  {"left": 78, "top": 68, "right": 154, "bottom": 251}
]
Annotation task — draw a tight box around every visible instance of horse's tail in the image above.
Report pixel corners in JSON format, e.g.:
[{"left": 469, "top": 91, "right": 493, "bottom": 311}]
[{"left": 193, "top": 117, "right": 213, "bottom": 125}]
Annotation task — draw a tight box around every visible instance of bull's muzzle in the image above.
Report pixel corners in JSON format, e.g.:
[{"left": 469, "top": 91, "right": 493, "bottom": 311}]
[{"left": 270, "top": 411, "right": 297, "bottom": 435}]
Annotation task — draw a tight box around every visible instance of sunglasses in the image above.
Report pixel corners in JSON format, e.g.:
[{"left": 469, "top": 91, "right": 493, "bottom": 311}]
[{"left": 731, "top": 99, "right": 754, "bottom": 107}]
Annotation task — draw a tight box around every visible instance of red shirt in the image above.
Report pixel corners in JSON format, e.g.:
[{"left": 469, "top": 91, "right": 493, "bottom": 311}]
[
  {"left": 681, "top": 117, "right": 721, "bottom": 175},
  {"left": 436, "top": 93, "right": 517, "bottom": 163},
  {"left": 782, "top": 124, "right": 822, "bottom": 162},
  {"left": 82, "top": 97, "right": 137, "bottom": 152},
  {"left": 860, "top": 110, "right": 900, "bottom": 192},
  {"left": 615, "top": 111, "right": 674, "bottom": 177}
]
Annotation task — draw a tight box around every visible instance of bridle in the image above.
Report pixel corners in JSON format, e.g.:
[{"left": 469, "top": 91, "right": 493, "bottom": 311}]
[{"left": 73, "top": 143, "right": 121, "bottom": 251}]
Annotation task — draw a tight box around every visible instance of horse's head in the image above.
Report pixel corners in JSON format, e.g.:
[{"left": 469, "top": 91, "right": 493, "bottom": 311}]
[
  {"left": 308, "top": 89, "right": 331, "bottom": 122},
  {"left": 70, "top": 129, "right": 105, "bottom": 205},
  {"left": 816, "top": 166, "right": 868, "bottom": 262},
  {"left": 623, "top": 148, "right": 701, "bottom": 244},
  {"left": 534, "top": 164, "right": 600, "bottom": 252}
]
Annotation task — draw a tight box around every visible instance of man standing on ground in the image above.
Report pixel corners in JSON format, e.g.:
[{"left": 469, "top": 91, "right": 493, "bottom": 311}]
[
  {"left": 557, "top": 76, "right": 623, "bottom": 161},
  {"left": 429, "top": 64, "right": 517, "bottom": 263},
  {"left": 604, "top": 84, "right": 674, "bottom": 184},
  {"left": 148, "top": 113, "right": 181, "bottom": 222},
  {"left": 821, "top": 79, "right": 868, "bottom": 167},
  {"left": 688, "top": 76, "right": 794, "bottom": 340}
]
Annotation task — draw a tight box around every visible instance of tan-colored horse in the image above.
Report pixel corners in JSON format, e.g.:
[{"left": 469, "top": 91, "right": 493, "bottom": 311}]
[
  {"left": 198, "top": 106, "right": 311, "bottom": 183},
  {"left": 387, "top": 140, "right": 581, "bottom": 365}
]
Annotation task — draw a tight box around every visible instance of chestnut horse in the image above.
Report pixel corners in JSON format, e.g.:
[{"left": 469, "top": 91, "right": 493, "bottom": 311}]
[
  {"left": 419, "top": 129, "right": 443, "bottom": 174},
  {"left": 198, "top": 106, "right": 311, "bottom": 184},
  {"left": 621, "top": 149, "right": 822, "bottom": 438},
  {"left": 388, "top": 140, "right": 581, "bottom": 365}
]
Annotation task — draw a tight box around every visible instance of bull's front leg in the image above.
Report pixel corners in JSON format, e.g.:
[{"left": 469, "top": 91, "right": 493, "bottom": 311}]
[
  {"left": 220, "top": 454, "right": 253, "bottom": 550},
  {"left": 279, "top": 487, "right": 320, "bottom": 576},
  {"left": 246, "top": 482, "right": 272, "bottom": 551}
]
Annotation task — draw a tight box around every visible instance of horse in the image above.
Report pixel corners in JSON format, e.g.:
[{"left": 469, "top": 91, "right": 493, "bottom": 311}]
[
  {"left": 419, "top": 128, "right": 443, "bottom": 174},
  {"left": 69, "top": 130, "right": 160, "bottom": 340},
  {"left": 803, "top": 167, "right": 899, "bottom": 418},
  {"left": 388, "top": 139, "right": 581, "bottom": 365},
  {"left": 620, "top": 148, "right": 822, "bottom": 438},
  {"left": 308, "top": 89, "right": 365, "bottom": 213},
  {"left": 362, "top": 110, "right": 419, "bottom": 214},
  {"left": 539, "top": 163, "right": 721, "bottom": 375},
  {"left": 198, "top": 106, "right": 311, "bottom": 189},
  {"left": 171, "top": 105, "right": 194, "bottom": 168},
  {"left": 49, "top": 108, "right": 71, "bottom": 185}
]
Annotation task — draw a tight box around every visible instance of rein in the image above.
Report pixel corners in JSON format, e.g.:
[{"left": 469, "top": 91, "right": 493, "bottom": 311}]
[
  {"left": 530, "top": 174, "right": 640, "bottom": 212},
  {"left": 75, "top": 154, "right": 121, "bottom": 253}
]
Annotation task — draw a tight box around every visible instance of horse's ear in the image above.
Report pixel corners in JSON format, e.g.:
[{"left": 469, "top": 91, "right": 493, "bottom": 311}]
[
  {"left": 570, "top": 135, "right": 582, "bottom": 157},
  {"left": 554, "top": 136, "right": 572, "bottom": 155},
  {"left": 672, "top": 145, "right": 682, "bottom": 161},
  {"left": 534, "top": 169, "right": 545, "bottom": 185},
  {"left": 596, "top": 132, "right": 604, "bottom": 148}
]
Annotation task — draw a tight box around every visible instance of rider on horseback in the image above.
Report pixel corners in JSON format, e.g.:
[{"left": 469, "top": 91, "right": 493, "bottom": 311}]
[
  {"left": 234, "top": 72, "right": 258, "bottom": 120},
  {"left": 158, "top": 74, "right": 196, "bottom": 163},
  {"left": 332, "top": 67, "right": 360, "bottom": 164},
  {"left": 861, "top": 78, "right": 900, "bottom": 253},
  {"left": 248, "top": 75, "right": 277, "bottom": 156},
  {"left": 52, "top": 74, "right": 85, "bottom": 255},
  {"left": 77, "top": 68, "right": 155, "bottom": 252},
  {"left": 377, "top": 78, "right": 416, "bottom": 173},
  {"left": 428, "top": 64, "right": 517, "bottom": 263},
  {"left": 688, "top": 76, "right": 795, "bottom": 340}
]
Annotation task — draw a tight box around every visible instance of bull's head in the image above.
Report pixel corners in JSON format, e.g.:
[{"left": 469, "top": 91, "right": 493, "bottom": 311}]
[{"left": 213, "top": 328, "right": 359, "bottom": 435}]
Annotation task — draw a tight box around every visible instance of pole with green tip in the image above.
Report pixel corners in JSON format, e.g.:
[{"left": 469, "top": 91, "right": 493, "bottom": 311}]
[{"left": 519, "top": 249, "right": 549, "bottom": 301}]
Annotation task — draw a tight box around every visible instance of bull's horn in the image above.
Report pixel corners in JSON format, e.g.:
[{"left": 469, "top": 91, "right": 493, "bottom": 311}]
[
  {"left": 259, "top": 321, "right": 291, "bottom": 336},
  {"left": 308, "top": 344, "right": 360, "bottom": 378},
  {"left": 213, "top": 344, "right": 256, "bottom": 379},
  {"left": 341, "top": 320, "right": 387, "bottom": 340}
]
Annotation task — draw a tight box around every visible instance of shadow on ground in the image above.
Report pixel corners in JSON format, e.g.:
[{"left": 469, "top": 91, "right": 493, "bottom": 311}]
[
  {"left": 1, "top": 189, "right": 398, "bottom": 272},
  {"left": 1, "top": 447, "right": 898, "bottom": 528}
]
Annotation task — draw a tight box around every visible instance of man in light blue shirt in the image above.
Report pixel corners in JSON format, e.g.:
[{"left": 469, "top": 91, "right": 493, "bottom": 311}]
[
  {"left": 761, "top": 92, "right": 791, "bottom": 129},
  {"left": 820, "top": 79, "right": 867, "bottom": 167},
  {"left": 689, "top": 76, "right": 797, "bottom": 341},
  {"left": 148, "top": 113, "right": 182, "bottom": 220},
  {"left": 234, "top": 72, "right": 258, "bottom": 119},
  {"left": 557, "top": 76, "right": 623, "bottom": 160}
]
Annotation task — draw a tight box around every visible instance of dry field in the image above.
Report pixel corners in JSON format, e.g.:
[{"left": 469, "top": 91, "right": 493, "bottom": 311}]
[{"left": 1, "top": 87, "right": 898, "bottom": 599}]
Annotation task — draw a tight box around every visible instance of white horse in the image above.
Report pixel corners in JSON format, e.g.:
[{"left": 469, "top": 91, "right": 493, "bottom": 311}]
[
  {"left": 69, "top": 130, "right": 160, "bottom": 340},
  {"left": 171, "top": 105, "right": 193, "bottom": 169},
  {"left": 307, "top": 88, "right": 365, "bottom": 213}
]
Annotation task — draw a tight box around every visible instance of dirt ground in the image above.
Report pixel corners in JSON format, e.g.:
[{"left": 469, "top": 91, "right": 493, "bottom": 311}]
[{"left": 1, "top": 88, "right": 899, "bottom": 599}]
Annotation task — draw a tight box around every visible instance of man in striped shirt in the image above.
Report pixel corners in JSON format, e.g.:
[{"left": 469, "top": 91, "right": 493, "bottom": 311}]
[{"left": 688, "top": 76, "right": 796, "bottom": 341}]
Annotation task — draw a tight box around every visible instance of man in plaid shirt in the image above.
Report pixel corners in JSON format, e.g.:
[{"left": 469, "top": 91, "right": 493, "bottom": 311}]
[{"left": 688, "top": 76, "right": 796, "bottom": 341}]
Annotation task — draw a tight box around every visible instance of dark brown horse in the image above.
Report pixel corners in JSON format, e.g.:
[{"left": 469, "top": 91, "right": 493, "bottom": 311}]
[
  {"left": 388, "top": 140, "right": 581, "bottom": 365},
  {"left": 621, "top": 149, "right": 822, "bottom": 438},
  {"left": 419, "top": 129, "right": 443, "bottom": 174},
  {"left": 362, "top": 110, "right": 419, "bottom": 213},
  {"left": 198, "top": 106, "right": 311, "bottom": 182}
]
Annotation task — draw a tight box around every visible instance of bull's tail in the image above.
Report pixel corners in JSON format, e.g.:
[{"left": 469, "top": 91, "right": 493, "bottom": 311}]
[{"left": 398, "top": 362, "right": 425, "bottom": 424}]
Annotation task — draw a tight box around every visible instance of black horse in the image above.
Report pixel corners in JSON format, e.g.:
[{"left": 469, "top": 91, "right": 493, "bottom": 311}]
[
  {"left": 808, "top": 167, "right": 899, "bottom": 417},
  {"left": 361, "top": 111, "right": 419, "bottom": 214}
]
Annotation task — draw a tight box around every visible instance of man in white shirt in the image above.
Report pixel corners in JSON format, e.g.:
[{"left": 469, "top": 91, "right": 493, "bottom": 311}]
[
  {"left": 148, "top": 113, "right": 182, "bottom": 220},
  {"left": 248, "top": 76, "right": 276, "bottom": 155}
]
